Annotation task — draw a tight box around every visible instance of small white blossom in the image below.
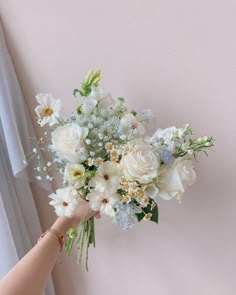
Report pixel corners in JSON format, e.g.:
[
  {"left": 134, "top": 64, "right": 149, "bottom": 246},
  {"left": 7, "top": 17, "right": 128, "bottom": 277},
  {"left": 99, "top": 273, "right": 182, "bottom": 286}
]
[{"left": 86, "top": 139, "right": 91, "bottom": 144}]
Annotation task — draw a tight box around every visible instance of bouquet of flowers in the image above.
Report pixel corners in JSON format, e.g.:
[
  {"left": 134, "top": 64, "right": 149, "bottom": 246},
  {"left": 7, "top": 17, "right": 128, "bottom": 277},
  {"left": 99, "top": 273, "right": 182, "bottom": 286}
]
[{"left": 32, "top": 70, "right": 213, "bottom": 270}]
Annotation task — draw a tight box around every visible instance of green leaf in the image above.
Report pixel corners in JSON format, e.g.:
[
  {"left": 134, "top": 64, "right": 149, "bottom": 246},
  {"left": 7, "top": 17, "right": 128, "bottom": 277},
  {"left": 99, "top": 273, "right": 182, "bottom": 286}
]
[
  {"left": 136, "top": 211, "right": 145, "bottom": 222},
  {"left": 150, "top": 204, "right": 159, "bottom": 224},
  {"left": 117, "top": 97, "right": 124, "bottom": 103},
  {"left": 135, "top": 201, "right": 159, "bottom": 224},
  {"left": 73, "top": 89, "right": 79, "bottom": 97},
  {"left": 131, "top": 110, "right": 137, "bottom": 116},
  {"left": 77, "top": 105, "right": 82, "bottom": 115},
  {"left": 117, "top": 188, "right": 127, "bottom": 196}
]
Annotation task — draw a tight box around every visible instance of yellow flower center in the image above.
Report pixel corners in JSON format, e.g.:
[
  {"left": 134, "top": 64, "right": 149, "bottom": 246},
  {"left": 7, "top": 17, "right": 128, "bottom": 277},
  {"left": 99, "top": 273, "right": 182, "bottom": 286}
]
[
  {"left": 121, "top": 195, "right": 130, "bottom": 203},
  {"left": 123, "top": 183, "right": 129, "bottom": 190},
  {"left": 73, "top": 171, "right": 82, "bottom": 177},
  {"left": 71, "top": 168, "right": 84, "bottom": 180},
  {"left": 144, "top": 213, "right": 152, "bottom": 220},
  {"left": 42, "top": 107, "right": 54, "bottom": 117}
]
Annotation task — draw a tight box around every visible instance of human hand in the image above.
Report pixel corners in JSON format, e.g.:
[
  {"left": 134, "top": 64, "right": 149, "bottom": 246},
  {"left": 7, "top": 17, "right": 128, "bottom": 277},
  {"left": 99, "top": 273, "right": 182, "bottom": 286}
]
[
  {"left": 53, "top": 199, "right": 100, "bottom": 235},
  {"left": 66, "top": 198, "right": 100, "bottom": 228}
]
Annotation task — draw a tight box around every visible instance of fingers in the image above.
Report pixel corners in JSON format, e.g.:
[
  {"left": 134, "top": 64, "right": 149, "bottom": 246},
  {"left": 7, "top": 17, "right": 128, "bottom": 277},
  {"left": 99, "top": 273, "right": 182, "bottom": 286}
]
[{"left": 94, "top": 212, "right": 101, "bottom": 219}]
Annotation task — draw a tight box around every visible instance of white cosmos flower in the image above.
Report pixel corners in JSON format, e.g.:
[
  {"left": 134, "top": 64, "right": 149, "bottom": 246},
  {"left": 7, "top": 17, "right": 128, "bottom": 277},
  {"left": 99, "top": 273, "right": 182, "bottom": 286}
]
[
  {"left": 49, "top": 186, "right": 79, "bottom": 217},
  {"left": 51, "top": 122, "right": 88, "bottom": 163},
  {"left": 64, "top": 163, "right": 86, "bottom": 189},
  {"left": 89, "top": 161, "right": 121, "bottom": 192},
  {"left": 87, "top": 188, "right": 120, "bottom": 217},
  {"left": 35, "top": 93, "right": 62, "bottom": 127}
]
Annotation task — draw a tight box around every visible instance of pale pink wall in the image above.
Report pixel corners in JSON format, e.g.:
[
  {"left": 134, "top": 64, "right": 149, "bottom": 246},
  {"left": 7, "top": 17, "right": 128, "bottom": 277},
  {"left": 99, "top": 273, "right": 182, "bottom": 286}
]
[{"left": 1, "top": 1, "right": 236, "bottom": 294}]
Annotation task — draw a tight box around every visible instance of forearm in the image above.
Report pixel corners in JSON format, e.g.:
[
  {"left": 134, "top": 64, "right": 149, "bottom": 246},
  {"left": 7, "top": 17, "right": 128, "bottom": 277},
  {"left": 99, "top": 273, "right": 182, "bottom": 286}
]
[{"left": 0, "top": 217, "right": 72, "bottom": 295}]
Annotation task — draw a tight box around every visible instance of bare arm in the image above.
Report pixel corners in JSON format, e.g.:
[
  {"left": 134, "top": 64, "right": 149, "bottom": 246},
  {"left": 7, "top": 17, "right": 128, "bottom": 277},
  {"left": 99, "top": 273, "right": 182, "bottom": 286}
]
[{"left": 0, "top": 199, "right": 99, "bottom": 295}]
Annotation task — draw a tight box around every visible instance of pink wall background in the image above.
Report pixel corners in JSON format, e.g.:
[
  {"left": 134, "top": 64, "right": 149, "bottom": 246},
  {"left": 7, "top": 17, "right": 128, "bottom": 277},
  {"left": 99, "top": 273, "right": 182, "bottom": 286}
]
[{"left": 1, "top": 0, "right": 236, "bottom": 294}]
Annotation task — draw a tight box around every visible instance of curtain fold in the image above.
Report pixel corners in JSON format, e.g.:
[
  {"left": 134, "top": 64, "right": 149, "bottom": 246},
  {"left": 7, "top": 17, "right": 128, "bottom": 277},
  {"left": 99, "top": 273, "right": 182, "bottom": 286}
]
[{"left": 0, "top": 21, "right": 55, "bottom": 295}]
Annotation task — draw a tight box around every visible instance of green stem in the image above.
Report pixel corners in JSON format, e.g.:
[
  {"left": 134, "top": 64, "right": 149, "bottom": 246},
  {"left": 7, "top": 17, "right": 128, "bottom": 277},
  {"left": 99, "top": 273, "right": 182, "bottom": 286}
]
[
  {"left": 91, "top": 217, "right": 96, "bottom": 247},
  {"left": 66, "top": 213, "right": 96, "bottom": 271},
  {"left": 86, "top": 220, "right": 92, "bottom": 271},
  {"left": 77, "top": 224, "right": 86, "bottom": 264}
]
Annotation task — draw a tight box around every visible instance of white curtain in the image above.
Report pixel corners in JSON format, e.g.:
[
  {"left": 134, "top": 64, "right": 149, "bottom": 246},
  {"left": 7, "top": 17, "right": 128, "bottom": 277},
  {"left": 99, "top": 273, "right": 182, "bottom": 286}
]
[{"left": 0, "top": 22, "right": 55, "bottom": 295}]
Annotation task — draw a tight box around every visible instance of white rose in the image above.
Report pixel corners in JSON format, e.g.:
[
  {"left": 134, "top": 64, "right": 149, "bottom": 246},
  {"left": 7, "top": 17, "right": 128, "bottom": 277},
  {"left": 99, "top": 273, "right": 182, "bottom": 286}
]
[
  {"left": 52, "top": 122, "right": 88, "bottom": 163},
  {"left": 120, "top": 143, "right": 159, "bottom": 184},
  {"left": 144, "top": 183, "right": 159, "bottom": 199},
  {"left": 157, "top": 157, "right": 196, "bottom": 202}
]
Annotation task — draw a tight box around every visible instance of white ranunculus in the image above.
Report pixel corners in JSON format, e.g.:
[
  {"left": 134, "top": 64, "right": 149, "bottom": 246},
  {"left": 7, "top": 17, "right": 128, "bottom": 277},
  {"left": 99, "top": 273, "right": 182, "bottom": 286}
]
[
  {"left": 144, "top": 183, "right": 159, "bottom": 199},
  {"left": 49, "top": 186, "right": 79, "bottom": 217},
  {"left": 52, "top": 122, "right": 88, "bottom": 163},
  {"left": 157, "top": 157, "right": 196, "bottom": 202},
  {"left": 64, "top": 163, "right": 86, "bottom": 189},
  {"left": 120, "top": 143, "right": 159, "bottom": 184}
]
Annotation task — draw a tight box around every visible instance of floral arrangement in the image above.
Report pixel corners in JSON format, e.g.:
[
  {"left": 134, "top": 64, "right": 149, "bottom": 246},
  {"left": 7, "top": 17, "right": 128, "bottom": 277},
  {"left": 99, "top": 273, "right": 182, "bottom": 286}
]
[{"left": 31, "top": 70, "right": 214, "bottom": 270}]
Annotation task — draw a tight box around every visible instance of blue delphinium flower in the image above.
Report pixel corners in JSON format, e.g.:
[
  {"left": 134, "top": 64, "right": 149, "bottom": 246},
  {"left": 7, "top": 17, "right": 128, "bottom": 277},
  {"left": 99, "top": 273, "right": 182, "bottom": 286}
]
[
  {"left": 113, "top": 203, "right": 136, "bottom": 230},
  {"left": 159, "top": 149, "right": 175, "bottom": 165}
]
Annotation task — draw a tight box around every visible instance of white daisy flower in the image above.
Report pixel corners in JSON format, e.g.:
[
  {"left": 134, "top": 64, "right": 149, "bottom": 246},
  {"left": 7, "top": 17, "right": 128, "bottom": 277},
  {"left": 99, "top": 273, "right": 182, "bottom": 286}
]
[
  {"left": 49, "top": 186, "right": 79, "bottom": 217},
  {"left": 35, "top": 93, "right": 62, "bottom": 127},
  {"left": 87, "top": 189, "right": 120, "bottom": 217}
]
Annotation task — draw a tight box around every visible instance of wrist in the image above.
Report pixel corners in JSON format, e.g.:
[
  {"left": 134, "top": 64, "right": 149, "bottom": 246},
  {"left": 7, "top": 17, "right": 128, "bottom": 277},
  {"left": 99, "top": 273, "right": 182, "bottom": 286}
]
[{"left": 52, "top": 217, "right": 75, "bottom": 236}]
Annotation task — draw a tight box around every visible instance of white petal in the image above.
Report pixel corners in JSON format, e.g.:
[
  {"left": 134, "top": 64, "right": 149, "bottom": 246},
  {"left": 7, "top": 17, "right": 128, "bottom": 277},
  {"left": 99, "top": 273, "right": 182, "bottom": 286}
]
[{"left": 158, "top": 191, "right": 174, "bottom": 200}]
